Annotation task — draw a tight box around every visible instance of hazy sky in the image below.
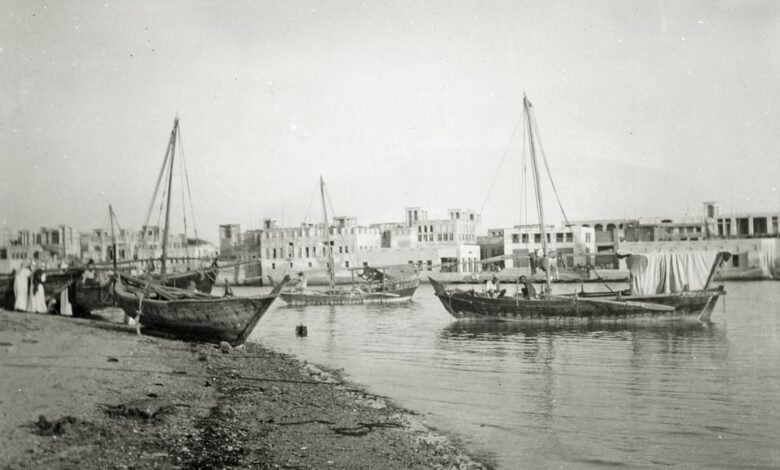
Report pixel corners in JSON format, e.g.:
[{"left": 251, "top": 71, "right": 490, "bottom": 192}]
[{"left": 2, "top": 0, "right": 779, "bottom": 243}]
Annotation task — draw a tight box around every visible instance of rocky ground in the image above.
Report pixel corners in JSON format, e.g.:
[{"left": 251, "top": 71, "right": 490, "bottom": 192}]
[{"left": 0, "top": 309, "right": 491, "bottom": 469}]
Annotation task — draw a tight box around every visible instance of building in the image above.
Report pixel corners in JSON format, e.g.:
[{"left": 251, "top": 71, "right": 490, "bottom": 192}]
[
  {"left": 256, "top": 207, "right": 483, "bottom": 282},
  {"left": 0, "top": 225, "right": 80, "bottom": 273},
  {"left": 495, "top": 224, "right": 595, "bottom": 269}
]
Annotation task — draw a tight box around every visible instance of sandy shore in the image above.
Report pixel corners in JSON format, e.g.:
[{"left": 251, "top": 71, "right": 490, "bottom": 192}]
[{"left": 0, "top": 309, "right": 490, "bottom": 469}]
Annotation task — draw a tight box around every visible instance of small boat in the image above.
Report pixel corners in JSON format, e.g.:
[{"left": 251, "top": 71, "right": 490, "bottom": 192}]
[
  {"left": 431, "top": 95, "right": 728, "bottom": 323},
  {"left": 114, "top": 274, "right": 288, "bottom": 346},
  {"left": 275, "top": 177, "right": 419, "bottom": 306},
  {"left": 277, "top": 266, "right": 419, "bottom": 306}
]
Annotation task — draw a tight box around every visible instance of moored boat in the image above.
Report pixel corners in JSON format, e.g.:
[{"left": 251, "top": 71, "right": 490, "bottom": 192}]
[
  {"left": 431, "top": 95, "right": 728, "bottom": 323},
  {"left": 278, "top": 267, "right": 419, "bottom": 306},
  {"left": 114, "top": 274, "right": 288, "bottom": 346},
  {"left": 276, "top": 177, "right": 419, "bottom": 307}
]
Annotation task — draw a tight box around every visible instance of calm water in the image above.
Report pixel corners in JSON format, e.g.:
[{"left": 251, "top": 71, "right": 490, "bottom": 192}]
[{"left": 241, "top": 281, "right": 780, "bottom": 469}]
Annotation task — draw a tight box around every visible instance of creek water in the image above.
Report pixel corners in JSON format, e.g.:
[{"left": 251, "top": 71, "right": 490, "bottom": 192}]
[{"left": 242, "top": 281, "right": 780, "bottom": 469}]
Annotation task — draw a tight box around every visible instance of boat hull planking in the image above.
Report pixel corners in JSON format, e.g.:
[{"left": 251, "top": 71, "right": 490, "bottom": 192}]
[{"left": 113, "top": 281, "right": 282, "bottom": 346}]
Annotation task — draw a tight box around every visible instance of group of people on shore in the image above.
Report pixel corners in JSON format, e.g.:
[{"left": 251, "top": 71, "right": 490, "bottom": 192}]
[
  {"left": 8, "top": 256, "right": 98, "bottom": 315},
  {"left": 11, "top": 261, "right": 49, "bottom": 313}
]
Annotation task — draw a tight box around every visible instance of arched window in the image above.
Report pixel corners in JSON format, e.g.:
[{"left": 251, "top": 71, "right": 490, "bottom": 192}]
[
  {"left": 606, "top": 223, "right": 616, "bottom": 231},
  {"left": 594, "top": 224, "right": 603, "bottom": 232}
]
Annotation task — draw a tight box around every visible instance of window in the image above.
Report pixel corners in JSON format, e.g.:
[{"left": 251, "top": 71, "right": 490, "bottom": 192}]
[
  {"left": 308, "top": 262, "right": 312, "bottom": 267},
  {"left": 522, "top": 234, "right": 529, "bottom": 243},
  {"left": 272, "top": 248, "right": 277, "bottom": 259},
  {"left": 585, "top": 233, "right": 592, "bottom": 243},
  {"left": 556, "top": 233, "right": 564, "bottom": 243},
  {"left": 339, "top": 246, "right": 343, "bottom": 253},
  {"left": 512, "top": 234, "right": 519, "bottom": 243},
  {"left": 305, "top": 247, "right": 310, "bottom": 257},
  {"left": 271, "top": 263, "right": 276, "bottom": 269},
  {"left": 534, "top": 234, "right": 541, "bottom": 243},
  {"left": 418, "top": 235, "right": 422, "bottom": 242},
  {"left": 566, "top": 233, "right": 573, "bottom": 242},
  {"left": 290, "top": 262, "right": 293, "bottom": 268},
  {"left": 345, "top": 261, "right": 349, "bottom": 268},
  {"left": 363, "top": 261, "right": 368, "bottom": 267}
]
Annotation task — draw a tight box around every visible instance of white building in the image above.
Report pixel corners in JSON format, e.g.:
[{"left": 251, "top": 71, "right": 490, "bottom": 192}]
[
  {"left": 498, "top": 224, "right": 595, "bottom": 269},
  {"left": 259, "top": 207, "right": 483, "bottom": 282}
]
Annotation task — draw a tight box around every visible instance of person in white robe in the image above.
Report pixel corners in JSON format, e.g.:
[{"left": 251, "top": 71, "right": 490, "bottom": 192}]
[
  {"left": 28, "top": 269, "right": 48, "bottom": 313},
  {"left": 59, "top": 259, "right": 73, "bottom": 316},
  {"left": 13, "top": 262, "right": 32, "bottom": 311}
]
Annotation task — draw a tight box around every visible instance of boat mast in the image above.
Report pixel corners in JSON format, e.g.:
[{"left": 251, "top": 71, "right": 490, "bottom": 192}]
[
  {"left": 160, "top": 118, "right": 178, "bottom": 278},
  {"left": 320, "top": 176, "right": 336, "bottom": 290},
  {"left": 524, "top": 94, "right": 551, "bottom": 294},
  {"left": 109, "top": 204, "right": 117, "bottom": 272}
]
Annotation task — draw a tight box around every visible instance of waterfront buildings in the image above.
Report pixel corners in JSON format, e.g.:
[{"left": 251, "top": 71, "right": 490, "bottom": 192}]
[
  {"left": 489, "top": 224, "right": 596, "bottom": 270},
  {"left": 220, "top": 207, "right": 483, "bottom": 283},
  {"left": 0, "top": 224, "right": 216, "bottom": 274}
]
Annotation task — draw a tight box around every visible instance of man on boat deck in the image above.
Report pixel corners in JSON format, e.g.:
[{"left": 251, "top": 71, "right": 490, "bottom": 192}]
[
  {"left": 297, "top": 272, "right": 307, "bottom": 290},
  {"left": 82, "top": 259, "right": 97, "bottom": 285},
  {"left": 518, "top": 275, "right": 537, "bottom": 299},
  {"left": 485, "top": 274, "right": 506, "bottom": 298}
]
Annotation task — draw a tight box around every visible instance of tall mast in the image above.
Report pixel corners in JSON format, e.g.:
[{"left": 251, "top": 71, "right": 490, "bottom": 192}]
[
  {"left": 160, "top": 118, "right": 178, "bottom": 278},
  {"left": 109, "top": 204, "right": 117, "bottom": 272},
  {"left": 319, "top": 176, "right": 336, "bottom": 290},
  {"left": 524, "top": 94, "right": 551, "bottom": 293}
]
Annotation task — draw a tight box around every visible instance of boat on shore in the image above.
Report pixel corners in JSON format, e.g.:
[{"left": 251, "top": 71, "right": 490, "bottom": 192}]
[
  {"left": 431, "top": 94, "right": 728, "bottom": 323},
  {"left": 274, "top": 177, "right": 419, "bottom": 307},
  {"left": 111, "top": 118, "right": 288, "bottom": 345},
  {"left": 114, "top": 274, "right": 288, "bottom": 346}
]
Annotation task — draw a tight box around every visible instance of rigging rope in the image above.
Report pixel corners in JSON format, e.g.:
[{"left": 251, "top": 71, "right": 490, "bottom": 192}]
[
  {"left": 301, "top": 181, "right": 319, "bottom": 225},
  {"left": 479, "top": 111, "right": 525, "bottom": 215},
  {"left": 528, "top": 106, "right": 613, "bottom": 292},
  {"left": 176, "top": 126, "right": 202, "bottom": 259}
]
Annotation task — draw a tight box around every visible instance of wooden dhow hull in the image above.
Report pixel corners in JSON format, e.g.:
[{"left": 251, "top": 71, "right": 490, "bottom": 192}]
[
  {"left": 113, "top": 277, "right": 286, "bottom": 346},
  {"left": 279, "top": 279, "right": 419, "bottom": 307},
  {"left": 73, "top": 280, "right": 114, "bottom": 316},
  {"left": 430, "top": 278, "right": 724, "bottom": 323}
]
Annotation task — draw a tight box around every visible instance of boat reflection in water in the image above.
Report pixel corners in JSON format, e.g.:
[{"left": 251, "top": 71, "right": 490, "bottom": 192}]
[{"left": 440, "top": 319, "right": 727, "bottom": 342}]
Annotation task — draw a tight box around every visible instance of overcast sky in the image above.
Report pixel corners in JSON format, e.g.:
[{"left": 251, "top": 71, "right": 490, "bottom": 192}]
[{"left": 2, "top": 0, "right": 778, "bottom": 242}]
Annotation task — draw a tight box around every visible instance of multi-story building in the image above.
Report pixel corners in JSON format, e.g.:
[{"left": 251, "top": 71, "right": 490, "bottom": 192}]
[
  {"left": 256, "top": 207, "right": 483, "bottom": 282},
  {"left": 0, "top": 225, "right": 80, "bottom": 273},
  {"left": 495, "top": 224, "right": 596, "bottom": 269}
]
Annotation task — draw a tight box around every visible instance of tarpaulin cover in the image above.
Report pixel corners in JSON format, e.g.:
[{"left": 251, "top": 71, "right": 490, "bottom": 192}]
[{"left": 625, "top": 251, "right": 719, "bottom": 296}]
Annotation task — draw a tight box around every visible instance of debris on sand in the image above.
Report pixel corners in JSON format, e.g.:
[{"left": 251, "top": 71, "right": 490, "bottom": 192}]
[
  {"left": 105, "top": 398, "right": 173, "bottom": 419},
  {"left": 34, "top": 415, "right": 90, "bottom": 436}
]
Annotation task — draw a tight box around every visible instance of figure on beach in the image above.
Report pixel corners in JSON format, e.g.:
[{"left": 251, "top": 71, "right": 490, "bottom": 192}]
[
  {"left": 28, "top": 269, "right": 48, "bottom": 313},
  {"left": 14, "top": 261, "right": 32, "bottom": 311}
]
